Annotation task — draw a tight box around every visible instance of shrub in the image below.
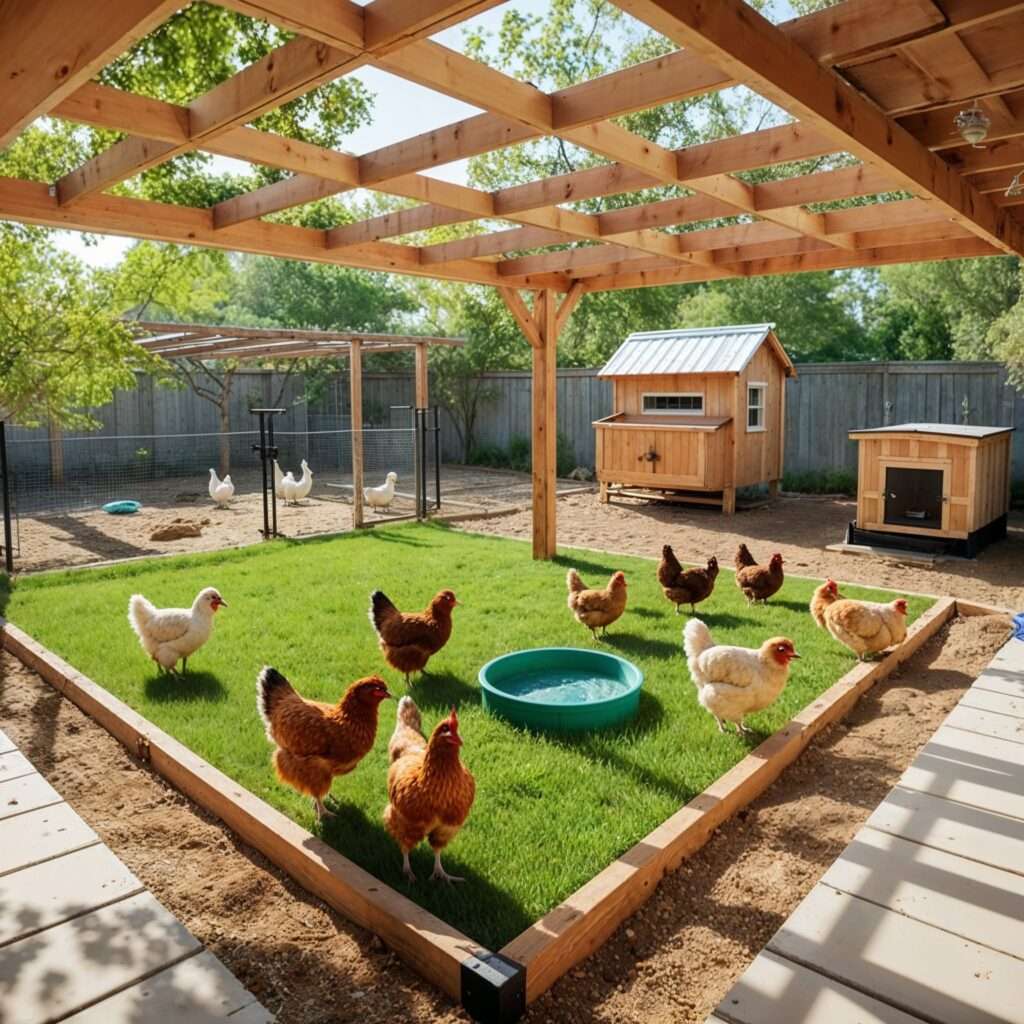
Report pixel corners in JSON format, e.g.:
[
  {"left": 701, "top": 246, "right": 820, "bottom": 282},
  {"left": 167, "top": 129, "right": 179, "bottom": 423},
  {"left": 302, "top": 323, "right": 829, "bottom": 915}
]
[
  {"left": 466, "top": 433, "right": 580, "bottom": 478},
  {"left": 782, "top": 469, "right": 857, "bottom": 496}
]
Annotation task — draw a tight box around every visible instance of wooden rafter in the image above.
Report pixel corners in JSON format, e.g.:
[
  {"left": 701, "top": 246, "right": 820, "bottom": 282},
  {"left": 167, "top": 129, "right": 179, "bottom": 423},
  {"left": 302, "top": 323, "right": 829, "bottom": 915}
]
[{"left": 0, "top": 0, "right": 1019, "bottom": 304}]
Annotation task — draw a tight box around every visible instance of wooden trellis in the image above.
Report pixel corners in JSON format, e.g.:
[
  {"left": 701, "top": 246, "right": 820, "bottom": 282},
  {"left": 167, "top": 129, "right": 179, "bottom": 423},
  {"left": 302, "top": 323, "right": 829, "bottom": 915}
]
[{"left": 3, "top": 0, "right": 1024, "bottom": 557}]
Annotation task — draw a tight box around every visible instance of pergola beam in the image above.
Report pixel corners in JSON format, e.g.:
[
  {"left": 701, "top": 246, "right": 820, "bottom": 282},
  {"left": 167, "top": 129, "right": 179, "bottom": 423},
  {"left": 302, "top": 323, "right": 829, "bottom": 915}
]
[
  {"left": 612, "top": 0, "right": 1024, "bottom": 256},
  {"left": 0, "top": 0, "right": 179, "bottom": 149}
]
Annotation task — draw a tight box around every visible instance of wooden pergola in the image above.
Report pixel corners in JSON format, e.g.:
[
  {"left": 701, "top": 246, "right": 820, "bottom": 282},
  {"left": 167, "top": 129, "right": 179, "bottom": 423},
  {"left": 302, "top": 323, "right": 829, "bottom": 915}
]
[
  {"left": 4, "top": 0, "right": 1024, "bottom": 558},
  {"left": 131, "top": 319, "right": 462, "bottom": 526}
]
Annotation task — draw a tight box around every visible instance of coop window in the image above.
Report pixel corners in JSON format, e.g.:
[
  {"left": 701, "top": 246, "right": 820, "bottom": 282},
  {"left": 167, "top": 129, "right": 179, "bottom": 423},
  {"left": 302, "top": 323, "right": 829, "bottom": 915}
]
[
  {"left": 747, "top": 383, "right": 766, "bottom": 431},
  {"left": 642, "top": 392, "right": 704, "bottom": 415}
]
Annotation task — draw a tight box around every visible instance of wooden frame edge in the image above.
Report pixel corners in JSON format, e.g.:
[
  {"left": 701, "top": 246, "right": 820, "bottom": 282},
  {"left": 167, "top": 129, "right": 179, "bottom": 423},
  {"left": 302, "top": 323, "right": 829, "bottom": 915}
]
[
  {"left": 1, "top": 591, "right": 981, "bottom": 1012},
  {"left": 499, "top": 596, "right": 957, "bottom": 1002},
  {"left": 0, "top": 617, "right": 489, "bottom": 1004}
]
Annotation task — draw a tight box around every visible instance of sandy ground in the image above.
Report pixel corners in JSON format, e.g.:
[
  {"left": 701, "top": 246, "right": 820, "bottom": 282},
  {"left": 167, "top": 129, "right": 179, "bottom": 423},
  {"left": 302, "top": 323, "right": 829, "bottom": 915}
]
[
  {"left": 8, "top": 467, "right": 569, "bottom": 574},
  {"left": 0, "top": 613, "right": 1011, "bottom": 1024},
  {"left": 467, "top": 491, "right": 1024, "bottom": 611}
]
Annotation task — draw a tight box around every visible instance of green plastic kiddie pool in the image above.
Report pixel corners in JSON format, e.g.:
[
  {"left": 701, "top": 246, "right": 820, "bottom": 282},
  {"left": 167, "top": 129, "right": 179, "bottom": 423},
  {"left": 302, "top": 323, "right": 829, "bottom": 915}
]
[{"left": 479, "top": 647, "right": 644, "bottom": 733}]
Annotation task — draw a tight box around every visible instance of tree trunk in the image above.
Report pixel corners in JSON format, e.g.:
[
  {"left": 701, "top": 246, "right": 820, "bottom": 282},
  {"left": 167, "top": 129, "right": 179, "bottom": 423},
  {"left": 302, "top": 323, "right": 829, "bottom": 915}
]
[{"left": 218, "top": 400, "right": 231, "bottom": 477}]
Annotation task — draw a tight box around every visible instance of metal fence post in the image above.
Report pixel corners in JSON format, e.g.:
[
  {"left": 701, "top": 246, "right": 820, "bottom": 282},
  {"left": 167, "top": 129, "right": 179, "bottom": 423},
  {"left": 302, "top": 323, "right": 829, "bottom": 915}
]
[
  {"left": 413, "top": 408, "right": 425, "bottom": 520},
  {"left": 251, "top": 408, "right": 284, "bottom": 539},
  {"left": 1, "top": 421, "right": 13, "bottom": 575},
  {"left": 433, "top": 405, "right": 441, "bottom": 511}
]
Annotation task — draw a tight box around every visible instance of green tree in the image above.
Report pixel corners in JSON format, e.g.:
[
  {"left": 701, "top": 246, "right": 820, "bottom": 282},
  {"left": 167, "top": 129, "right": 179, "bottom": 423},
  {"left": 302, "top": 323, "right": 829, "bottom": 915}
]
[
  {"left": 674, "top": 272, "right": 871, "bottom": 361},
  {"left": 0, "top": 225, "right": 161, "bottom": 428},
  {"left": 419, "top": 285, "right": 530, "bottom": 461}
]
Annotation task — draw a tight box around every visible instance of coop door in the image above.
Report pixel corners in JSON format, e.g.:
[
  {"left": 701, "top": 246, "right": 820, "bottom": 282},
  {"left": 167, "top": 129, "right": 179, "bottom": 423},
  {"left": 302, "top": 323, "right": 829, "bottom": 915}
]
[{"left": 883, "top": 467, "right": 944, "bottom": 530}]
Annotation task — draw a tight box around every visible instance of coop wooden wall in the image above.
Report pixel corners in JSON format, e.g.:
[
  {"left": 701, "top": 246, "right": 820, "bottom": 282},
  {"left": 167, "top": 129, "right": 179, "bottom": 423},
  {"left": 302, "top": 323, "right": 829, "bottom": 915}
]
[
  {"left": 609, "top": 374, "right": 736, "bottom": 417},
  {"left": 854, "top": 432, "right": 1010, "bottom": 538},
  {"left": 736, "top": 345, "right": 786, "bottom": 488},
  {"left": 595, "top": 421, "right": 728, "bottom": 490}
]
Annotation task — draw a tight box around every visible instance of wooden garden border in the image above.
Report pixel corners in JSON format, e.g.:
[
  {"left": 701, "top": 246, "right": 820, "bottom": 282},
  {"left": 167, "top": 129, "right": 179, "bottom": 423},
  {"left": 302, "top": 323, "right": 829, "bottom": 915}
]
[{"left": 3, "top": 593, "right": 999, "bottom": 1020}]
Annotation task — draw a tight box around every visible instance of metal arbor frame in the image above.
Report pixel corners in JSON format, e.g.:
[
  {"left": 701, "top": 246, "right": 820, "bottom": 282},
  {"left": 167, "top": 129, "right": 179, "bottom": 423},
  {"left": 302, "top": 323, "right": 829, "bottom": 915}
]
[
  {"left": 4, "top": 0, "right": 1024, "bottom": 557},
  {"left": 133, "top": 320, "right": 463, "bottom": 527}
]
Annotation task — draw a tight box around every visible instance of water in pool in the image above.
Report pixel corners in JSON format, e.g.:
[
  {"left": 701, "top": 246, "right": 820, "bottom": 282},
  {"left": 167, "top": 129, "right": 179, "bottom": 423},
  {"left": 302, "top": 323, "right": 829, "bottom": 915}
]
[{"left": 504, "top": 669, "right": 629, "bottom": 705}]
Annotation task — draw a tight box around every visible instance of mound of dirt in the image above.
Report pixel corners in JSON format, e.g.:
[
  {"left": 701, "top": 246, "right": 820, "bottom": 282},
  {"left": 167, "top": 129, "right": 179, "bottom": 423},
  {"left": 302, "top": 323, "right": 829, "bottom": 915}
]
[{"left": 149, "top": 517, "right": 210, "bottom": 541}]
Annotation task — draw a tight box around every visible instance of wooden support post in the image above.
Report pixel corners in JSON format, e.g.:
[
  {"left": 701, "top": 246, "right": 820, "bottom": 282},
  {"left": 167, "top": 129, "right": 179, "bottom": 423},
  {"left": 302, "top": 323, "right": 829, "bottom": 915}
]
[
  {"left": 349, "top": 339, "right": 364, "bottom": 529},
  {"left": 414, "top": 342, "right": 429, "bottom": 409},
  {"left": 532, "top": 290, "right": 558, "bottom": 559}
]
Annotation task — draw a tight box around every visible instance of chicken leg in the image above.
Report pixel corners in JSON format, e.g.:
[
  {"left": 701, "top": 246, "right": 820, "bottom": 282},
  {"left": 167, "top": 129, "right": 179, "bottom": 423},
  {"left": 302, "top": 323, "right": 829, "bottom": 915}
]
[
  {"left": 431, "top": 851, "right": 463, "bottom": 884},
  {"left": 314, "top": 797, "right": 335, "bottom": 821},
  {"left": 401, "top": 851, "right": 417, "bottom": 883}
]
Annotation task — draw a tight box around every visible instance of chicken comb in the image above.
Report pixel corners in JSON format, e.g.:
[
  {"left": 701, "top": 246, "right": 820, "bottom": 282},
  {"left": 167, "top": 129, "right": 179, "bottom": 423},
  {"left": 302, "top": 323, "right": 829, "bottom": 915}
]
[{"left": 448, "top": 705, "right": 459, "bottom": 730}]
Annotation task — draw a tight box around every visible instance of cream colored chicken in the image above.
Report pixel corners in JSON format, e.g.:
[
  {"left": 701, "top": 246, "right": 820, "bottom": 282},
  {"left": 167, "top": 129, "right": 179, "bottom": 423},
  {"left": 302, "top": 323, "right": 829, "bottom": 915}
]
[
  {"left": 128, "top": 587, "right": 226, "bottom": 673},
  {"left": 683, "top": 619, "right": 799, "bottom": 734},
  {"left": 811, "top": 580, "right": 908, "bottom": 661}
]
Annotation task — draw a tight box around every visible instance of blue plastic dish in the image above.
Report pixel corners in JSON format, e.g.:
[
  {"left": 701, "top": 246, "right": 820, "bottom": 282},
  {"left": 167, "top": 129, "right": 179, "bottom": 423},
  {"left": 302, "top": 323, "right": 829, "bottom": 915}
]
[
  {"left": 102, "top": 500, "right": 141, "bottom": 515},
  {"left": 479, "top": 647, "right": 644, "bottom": 733}
]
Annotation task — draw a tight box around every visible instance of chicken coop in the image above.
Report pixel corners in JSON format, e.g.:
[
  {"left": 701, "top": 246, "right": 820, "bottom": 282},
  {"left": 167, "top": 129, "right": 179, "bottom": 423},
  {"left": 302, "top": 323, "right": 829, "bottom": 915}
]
[
  {"left": 847, "top": 423, "right": 1014, "bottom": 557},
  {"left": 594, "top": 324, "right": 796, "bottom": 513}
]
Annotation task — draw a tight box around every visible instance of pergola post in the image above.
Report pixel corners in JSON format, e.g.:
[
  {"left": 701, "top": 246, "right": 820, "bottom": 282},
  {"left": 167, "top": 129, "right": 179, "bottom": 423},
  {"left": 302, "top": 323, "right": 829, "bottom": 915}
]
[
  {"left": 500, "top": 286, "right": 581, "bottom": 560},
  {"left": 414, "top": 342, "right": 429, "bottom": 409},
  {"left": 349, "top": 338, "right": 364, "bottom": 528},
  {"left": 533, "top": 290, "right": 558, "bottom": 559}
]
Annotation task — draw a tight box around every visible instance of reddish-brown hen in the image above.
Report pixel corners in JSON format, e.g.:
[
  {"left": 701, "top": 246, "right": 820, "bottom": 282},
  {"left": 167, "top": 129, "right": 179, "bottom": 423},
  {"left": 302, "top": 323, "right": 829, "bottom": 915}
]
[
  {"left": 384, "top": 699, "right": 475, "bottom": 883},
  {"left": 734, "top": 546, "right": 785, "bottom": 604},
  {"left": 657, "top": 545, "right": 718, "bottom": 614},
  {"left": 370, "top": 590, "right": 458, "bottom": 682},
  {"left": 257, "top": 667, "right": 391, "bottom": 820}
]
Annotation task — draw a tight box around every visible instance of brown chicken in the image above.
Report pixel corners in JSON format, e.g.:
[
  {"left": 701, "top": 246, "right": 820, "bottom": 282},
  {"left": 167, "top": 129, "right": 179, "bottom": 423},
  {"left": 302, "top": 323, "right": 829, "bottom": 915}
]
[
  {"left": 369, "top": 589, "right": 458, "bottom": 682},
  {"left": 734, "top": 546, "right": 785, "bottom": 604},
  {"left": 257, "top": 666, "right": 391, "bottom": 821},
  {"left": 811, "top": 580, "right": 908, "bottom": 660},
  {"left": 384, "top": 698, "right": 475, "bottom": 883},
  {"left": 734, "top": 542, "right": 757, "bottom": 571},
  {"left": 566, "top": 568, "right": 628, "bottom": 638},
  {"left": 658, "top": 545, "right": 719, "bottom": 615}
]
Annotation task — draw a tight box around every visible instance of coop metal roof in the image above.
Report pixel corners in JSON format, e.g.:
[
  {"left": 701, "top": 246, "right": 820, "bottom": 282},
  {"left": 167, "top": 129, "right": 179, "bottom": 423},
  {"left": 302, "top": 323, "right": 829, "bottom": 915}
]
[
  {"left": 850, "top": 423, "right": 1015, "bottom": 439},
  {"left": 598, "top": 324, "right": 795, "bottom": 378}
]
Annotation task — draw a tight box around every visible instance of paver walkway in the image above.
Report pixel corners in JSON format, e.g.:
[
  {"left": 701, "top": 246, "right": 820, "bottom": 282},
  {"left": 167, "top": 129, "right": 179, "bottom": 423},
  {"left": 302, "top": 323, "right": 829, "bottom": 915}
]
[
  {"left": 0, "top": 728, "right": 273, "bottom": 1023},
  {"left": 709, "top": 633, "right": 1024, "bottom": 1024}
]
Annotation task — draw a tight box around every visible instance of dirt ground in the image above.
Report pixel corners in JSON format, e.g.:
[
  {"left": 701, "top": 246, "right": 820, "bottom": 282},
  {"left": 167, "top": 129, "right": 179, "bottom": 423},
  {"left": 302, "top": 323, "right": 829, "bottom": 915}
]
[
  {"left": 0, "top": 613, "right": 1011, "bottom": 1024},
  {"left": 8, "top": 467, "right": 576, "bottom": 574},
  {"left": 467, "top": 491, "right": 1024, "bottom": 611}
]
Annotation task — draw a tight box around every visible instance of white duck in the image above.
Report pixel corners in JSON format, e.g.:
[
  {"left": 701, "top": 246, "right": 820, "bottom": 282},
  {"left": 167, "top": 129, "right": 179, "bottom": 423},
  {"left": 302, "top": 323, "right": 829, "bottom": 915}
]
[
  {"left": 128, "top": 587, "right": 226, "bottom": 673},
  {"left": 208, "top": 468, "right": 234, "bottom": 506},
  {"left": 364, "top": 471, "right": 398, "bottom": 512},
  {"left": 280, "top": 470, "right": 297, "bottom": 505},
  {"left": 273, "top": 460, "right": 286, "bottom": 499}
]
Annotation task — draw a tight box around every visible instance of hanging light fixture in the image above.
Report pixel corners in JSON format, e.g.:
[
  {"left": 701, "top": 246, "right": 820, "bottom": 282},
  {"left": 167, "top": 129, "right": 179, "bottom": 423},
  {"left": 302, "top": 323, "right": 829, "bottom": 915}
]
[
  {"left": 954, "top": 101, "right": 991, "bottom": 147},
  {"left": 1007, "top": 170, "right": 1024, "bottom": 198}
]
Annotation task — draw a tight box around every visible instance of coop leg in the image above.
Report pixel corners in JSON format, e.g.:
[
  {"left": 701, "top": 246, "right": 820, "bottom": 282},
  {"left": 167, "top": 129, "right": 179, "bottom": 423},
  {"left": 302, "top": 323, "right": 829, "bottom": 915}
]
[
  {"left": 722, "top": 486, "right": 736, "bottom": 515},
  {"left": 599, "top": 480, "right": 609, "bottom": 504},
  {"left": 768, "top": 479, "right": 780, "bottom": 498}
]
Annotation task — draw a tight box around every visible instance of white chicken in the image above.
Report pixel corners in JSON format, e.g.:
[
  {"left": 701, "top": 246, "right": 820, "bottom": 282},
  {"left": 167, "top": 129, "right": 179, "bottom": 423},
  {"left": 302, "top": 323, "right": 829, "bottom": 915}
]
[
  {"left": 127, "top": 587, "right": 226, "bottom": 673},
  {"left": 273, "top": 460, "right": 286, "bottom": 499},
  {"left": 280, "top": 470, "right": 297, "bottom": 504},
  {"left": 683, "top": 619, "right": 800, "bottom": 734},
  {"left": 811, "top": 581, "right": 908, "bottom": 661},
  {"left": 208, "top": 469, "right": 234, "bottom": 506},
  {"left": 364, "top": 471, "right": 398, "bottom": 513},
  {"left": 290, "top": 459, "right": 313, "bottom": 503}
]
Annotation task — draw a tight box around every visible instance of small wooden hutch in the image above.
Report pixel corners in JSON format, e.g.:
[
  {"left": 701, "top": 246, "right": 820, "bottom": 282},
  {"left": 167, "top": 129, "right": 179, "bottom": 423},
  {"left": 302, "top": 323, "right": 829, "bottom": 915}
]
[
  {"left": 594, "top": 324, "right": 796, "bottom": 513},
  {"left": 848, "top": 423, "right": 1014, "bottom": 557}
]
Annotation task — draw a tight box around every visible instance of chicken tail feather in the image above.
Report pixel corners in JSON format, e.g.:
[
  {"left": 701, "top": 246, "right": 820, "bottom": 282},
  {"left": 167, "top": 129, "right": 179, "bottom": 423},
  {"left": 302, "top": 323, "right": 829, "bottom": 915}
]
[
  {"left": 127, "top": 594, "right": 156, "bottom": 638},
  {"left": 369, "top": 590, "right": 400, "bottom": 637},
  {"left": 256, "top": 665, "right": 296, "bottom": 730},
  {"left": 566, "top": 568, "right": 585, "bottom": 594},
  {"left": 388, "top": 696, "right": 426, "bottom": 762},
  {"left": 683, "top": 618, "right": 715, "bottom": 684}
]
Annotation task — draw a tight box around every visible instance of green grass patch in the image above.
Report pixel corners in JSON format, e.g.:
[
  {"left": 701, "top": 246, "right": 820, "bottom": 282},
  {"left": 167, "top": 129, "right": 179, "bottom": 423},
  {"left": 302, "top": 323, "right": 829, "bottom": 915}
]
[{"left": 1, "top": 525, "right": 930, "bottom": 949}]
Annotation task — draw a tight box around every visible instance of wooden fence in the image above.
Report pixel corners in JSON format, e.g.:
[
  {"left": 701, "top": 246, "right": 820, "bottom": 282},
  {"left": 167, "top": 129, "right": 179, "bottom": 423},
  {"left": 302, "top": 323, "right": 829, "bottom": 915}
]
[{"left": 7, "top": 362, "right": 1023, "bottom": 482}]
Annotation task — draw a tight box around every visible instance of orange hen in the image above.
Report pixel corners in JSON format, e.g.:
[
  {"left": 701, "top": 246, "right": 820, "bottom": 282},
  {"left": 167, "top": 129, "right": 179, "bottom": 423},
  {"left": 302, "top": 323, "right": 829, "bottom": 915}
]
[
  {"left": 384, "top": 698, "right": 475, "bottom": 883},
  {"left": 257, "top": 667, "right": 391, "bottom": 820},
  {"left": 370, "top": 590, "right": 458, "bottom": 682}
]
